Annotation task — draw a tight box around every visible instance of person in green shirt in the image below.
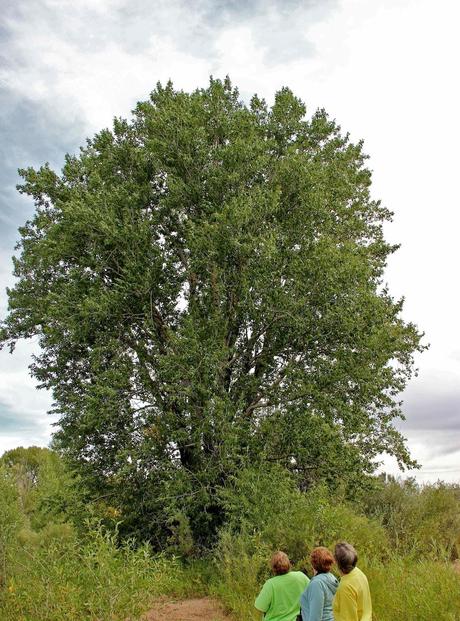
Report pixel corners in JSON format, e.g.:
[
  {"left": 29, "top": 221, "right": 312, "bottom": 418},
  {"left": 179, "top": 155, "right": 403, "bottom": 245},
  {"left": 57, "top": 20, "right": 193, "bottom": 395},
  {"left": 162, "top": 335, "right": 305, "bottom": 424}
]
[
  {"left": 255, "top": 551, "right": 310, "bottom": 621},
  {"left": 333, "top": 542, "right": 372, "bottom": 621}
]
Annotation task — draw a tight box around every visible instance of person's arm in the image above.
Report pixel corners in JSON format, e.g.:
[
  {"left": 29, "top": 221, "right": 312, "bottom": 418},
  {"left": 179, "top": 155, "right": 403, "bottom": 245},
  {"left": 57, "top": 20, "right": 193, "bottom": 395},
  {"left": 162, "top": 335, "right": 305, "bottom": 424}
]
[
  {"left": 335, "top": 584, "right": 358, "bottom": 621},
  {"left": 300, "top": 587, "right": 309, "bottom": 621},
  {"left": 255, "top": 581, "right": 272, "bottom": 618},
  {"left": 301, "top": 581, "right": 324, "bottom": 621}
]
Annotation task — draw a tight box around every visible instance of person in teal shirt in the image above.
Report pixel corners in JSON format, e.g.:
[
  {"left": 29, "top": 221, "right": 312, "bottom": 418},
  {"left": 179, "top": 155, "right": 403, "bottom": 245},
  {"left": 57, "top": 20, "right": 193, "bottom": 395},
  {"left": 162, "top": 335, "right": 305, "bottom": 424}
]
[
  {"left": 300, "top": 547, "right": 338, "bottom": 621},
  {"left": 255, "top": 551, "right": 310, "bottom": 621}
]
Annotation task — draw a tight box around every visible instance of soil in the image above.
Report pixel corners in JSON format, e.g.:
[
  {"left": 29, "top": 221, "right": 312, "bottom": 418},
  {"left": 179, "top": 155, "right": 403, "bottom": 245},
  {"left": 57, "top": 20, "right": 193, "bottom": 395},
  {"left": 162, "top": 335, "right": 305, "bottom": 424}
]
[{"left": 143, "top": 597, "right": 234, "bottom": 621}]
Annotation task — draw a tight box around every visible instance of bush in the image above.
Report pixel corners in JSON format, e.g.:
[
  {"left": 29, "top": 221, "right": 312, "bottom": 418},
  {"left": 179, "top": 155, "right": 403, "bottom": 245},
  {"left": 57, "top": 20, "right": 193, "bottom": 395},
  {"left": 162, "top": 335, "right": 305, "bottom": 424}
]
[
  {"left": 365, "top": 557, "right": 460, "bottom": 621},
  {"left": 365, "top": 476, "right": 460, "bottom": 559},
  {"left": 213, "top": 465, "right": 389, "bottom": 619},
  {"left": 0, "top": 446, "right": 89, "bottom": 533},
  {"left": 218, "top": 465, "right": 389, "bottom": 562},
  {"left": 0, "top": 523, "right": 200, "bottom": 620},
  {"left": 0, "top": 468, "right": 24, "bottom": 591}
]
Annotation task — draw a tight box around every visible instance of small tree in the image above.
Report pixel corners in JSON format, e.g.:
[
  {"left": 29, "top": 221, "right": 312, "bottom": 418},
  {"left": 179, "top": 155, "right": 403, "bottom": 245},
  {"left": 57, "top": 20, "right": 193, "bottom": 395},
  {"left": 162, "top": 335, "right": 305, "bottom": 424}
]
[
  {"left": 1, "top": 78, "right": 424, "bottom": 545},
  {"left": 0, "top": 446, "right": 84, "bottom": 530}
]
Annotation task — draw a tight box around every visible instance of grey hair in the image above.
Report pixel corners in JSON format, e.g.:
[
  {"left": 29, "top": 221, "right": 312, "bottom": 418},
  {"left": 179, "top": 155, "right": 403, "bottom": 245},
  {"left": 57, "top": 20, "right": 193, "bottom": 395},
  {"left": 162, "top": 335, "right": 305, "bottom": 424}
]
[{"left": 334, "top": 542, "right": 358, "bottom": 574}]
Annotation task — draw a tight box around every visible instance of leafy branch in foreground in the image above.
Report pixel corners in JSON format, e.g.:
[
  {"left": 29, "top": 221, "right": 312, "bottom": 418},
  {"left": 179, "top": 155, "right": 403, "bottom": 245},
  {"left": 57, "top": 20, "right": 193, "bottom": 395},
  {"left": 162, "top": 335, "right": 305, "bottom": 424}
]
[{"left": 0, "top": 77, "right": 425, "bottom": 545}]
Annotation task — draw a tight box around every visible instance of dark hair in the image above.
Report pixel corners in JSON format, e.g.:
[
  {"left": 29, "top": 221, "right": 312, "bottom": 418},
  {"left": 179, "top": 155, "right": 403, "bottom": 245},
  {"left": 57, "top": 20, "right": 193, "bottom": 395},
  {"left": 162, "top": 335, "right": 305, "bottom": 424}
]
[
  {"left": 334, "top": 542, "right": 358, "bottom": 574},
  {"left": 311, "top": 547, "right": 335, "bottom": 573},
  {"left": 271, "top": 551, "right": 291, "bottom": 576}
]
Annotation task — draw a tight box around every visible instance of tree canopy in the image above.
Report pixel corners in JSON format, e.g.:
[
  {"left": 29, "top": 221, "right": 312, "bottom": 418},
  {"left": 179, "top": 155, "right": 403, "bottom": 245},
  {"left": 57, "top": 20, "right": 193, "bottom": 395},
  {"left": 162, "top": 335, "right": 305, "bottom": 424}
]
[{"left": 1, "top": 77, "right": 424, "bottom": 545}]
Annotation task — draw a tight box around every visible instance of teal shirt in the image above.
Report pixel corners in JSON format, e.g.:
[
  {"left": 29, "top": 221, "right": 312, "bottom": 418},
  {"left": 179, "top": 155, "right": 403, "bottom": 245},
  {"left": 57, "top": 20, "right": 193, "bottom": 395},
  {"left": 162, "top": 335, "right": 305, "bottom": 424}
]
[
  {"left": 301, "top": 572, "right": 338, "bottom": 621},
  {"left": 255, "top": 571, "right": 310, "bottom": 621}
]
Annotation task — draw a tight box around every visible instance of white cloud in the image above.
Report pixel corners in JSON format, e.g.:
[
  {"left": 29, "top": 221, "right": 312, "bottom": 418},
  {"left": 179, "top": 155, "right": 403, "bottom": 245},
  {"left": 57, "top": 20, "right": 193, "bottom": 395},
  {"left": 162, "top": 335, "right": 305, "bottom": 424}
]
[
  {"left": 0, "top": 339, "right": 53, "bottom": 418},
  {"left": 382, "top": 431, "right": 460, "bottom": 484}
]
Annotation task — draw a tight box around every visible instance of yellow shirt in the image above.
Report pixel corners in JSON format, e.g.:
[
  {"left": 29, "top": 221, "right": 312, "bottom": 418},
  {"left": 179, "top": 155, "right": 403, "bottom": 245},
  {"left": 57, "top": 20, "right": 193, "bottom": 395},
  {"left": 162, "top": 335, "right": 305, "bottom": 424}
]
[{"left": 333, "top": 567, "right": 372, "bottom": 621}]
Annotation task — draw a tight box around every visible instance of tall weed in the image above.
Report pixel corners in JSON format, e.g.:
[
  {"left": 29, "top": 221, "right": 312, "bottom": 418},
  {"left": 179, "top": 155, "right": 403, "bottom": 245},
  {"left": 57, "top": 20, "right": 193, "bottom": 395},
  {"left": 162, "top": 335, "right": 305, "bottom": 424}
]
[
  {"left": 365, "top": 558, "right": 460, "bottom": 621},
  {"left": 0, "top": 524, "right": 200, "bottom": 620}
]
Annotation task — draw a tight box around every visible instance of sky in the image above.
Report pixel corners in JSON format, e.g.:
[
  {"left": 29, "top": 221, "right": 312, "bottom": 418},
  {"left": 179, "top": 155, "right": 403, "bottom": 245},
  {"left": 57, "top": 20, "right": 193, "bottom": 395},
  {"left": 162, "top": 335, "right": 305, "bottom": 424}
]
[{"left": 1, "top": 0, "right": 459, "bottom": 482}]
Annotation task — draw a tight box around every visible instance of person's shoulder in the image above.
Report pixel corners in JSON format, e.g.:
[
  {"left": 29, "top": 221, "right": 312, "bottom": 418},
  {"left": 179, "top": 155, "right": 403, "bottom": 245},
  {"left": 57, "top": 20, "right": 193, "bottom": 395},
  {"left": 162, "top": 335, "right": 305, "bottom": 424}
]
[
  {"left": 255, "top": 576, "right": 274, "bottom": 612},
  {"left": 308, "top": 575, "right": 323, "bottom": 589},
  {"left": 291, "top": 571, "right": 310, "bottom": 584},
  {"left": 264, "top": 575, "right": 277, "bottom": 586},
  {"left": 339, "top": 569, "right": 360, "bottom": 592},
  {"left": 353, "top": 567, "right": 369, "bottom": 583},
  {"left": 256, "top": 576, "right": 275, "bottom": 599},
  {"left": 339, "top": 570, "right": 361, "bottom": 594}
]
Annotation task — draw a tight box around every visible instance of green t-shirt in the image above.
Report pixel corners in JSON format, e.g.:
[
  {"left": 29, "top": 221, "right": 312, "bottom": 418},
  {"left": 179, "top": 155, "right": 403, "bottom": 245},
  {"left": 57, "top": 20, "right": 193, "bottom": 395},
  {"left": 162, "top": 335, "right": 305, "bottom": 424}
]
[{"left": 255, "top": 571, "right": 310, "bottom": 621}]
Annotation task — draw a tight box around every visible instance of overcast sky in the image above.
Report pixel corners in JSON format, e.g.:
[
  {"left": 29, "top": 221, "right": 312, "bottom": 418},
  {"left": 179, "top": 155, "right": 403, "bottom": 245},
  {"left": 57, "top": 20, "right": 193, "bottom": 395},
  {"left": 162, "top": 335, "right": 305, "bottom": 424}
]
[{"left": 1, "top": 0, "right": 459, "bottom": 482}]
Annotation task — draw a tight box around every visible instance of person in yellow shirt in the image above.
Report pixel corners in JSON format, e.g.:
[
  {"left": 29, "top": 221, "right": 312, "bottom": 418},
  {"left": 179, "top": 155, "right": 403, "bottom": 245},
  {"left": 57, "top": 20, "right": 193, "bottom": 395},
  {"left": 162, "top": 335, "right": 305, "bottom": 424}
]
[{"left": 332, "top": 542, "right": 372, "bottom": 621}]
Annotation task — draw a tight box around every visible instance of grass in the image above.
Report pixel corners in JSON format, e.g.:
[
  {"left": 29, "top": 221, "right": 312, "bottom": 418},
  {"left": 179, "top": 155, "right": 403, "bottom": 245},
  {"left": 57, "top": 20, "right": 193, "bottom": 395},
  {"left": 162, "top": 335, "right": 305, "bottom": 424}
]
[
  {"left": 2, "top": 460, "right": 460, "bottom": 620},
  {"left": 366, "top": 558, "right": 460, "bottom": 621},
  {"left": 2, "top": 529, "right": 460, "bottom": 620},
  {"left": 209, "top": 540, "right": 460, "bottom": 621},
  {"left": 0, "top": 526, "right": 206, "bottom": 621}
]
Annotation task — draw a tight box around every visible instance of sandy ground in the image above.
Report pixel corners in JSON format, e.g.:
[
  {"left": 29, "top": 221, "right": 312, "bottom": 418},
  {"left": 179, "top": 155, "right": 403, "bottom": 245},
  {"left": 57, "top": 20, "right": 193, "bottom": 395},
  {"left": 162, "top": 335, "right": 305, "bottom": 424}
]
[{"left": 143, "top": 597, "right": 234, "bottom": 621}]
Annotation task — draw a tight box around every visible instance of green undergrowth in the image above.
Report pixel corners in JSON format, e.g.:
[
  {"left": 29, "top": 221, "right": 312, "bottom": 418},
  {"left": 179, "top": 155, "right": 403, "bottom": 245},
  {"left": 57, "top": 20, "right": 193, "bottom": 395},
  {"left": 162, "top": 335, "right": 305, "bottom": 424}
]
[
  {"left": 207, "top": 466, "right": 460, "bottom": 621},
  {"left": 366, "top": 559, "right": 460, "bottom": 621},
  {"left": 0, "top": 525, "right": 206, "bottom": 621},
  {"left": 210, "top": 554, "right": 460, "bottom": 621},
  {"left": 2, "top": 454, "right": 460, "bottom": 620}
]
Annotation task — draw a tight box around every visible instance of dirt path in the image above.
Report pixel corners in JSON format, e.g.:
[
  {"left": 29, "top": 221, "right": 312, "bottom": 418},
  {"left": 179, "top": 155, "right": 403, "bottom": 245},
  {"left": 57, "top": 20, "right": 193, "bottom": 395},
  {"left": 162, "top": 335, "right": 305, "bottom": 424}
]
[{"left": 143, "top": 597, "right": 234, "bottom": 621}]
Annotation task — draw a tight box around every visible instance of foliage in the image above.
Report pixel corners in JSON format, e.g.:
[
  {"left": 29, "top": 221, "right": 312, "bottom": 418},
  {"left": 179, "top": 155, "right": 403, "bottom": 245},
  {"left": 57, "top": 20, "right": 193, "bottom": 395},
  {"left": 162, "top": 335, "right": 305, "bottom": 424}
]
[
  {"left": 0, "top": 523, "right": 202, "bottom": 621},
  {"left": 0, "top": 467, "right": 24, "bottom": 589},
  {"left": 1, "top": 77, "right": 424, "bottom": 545},
  {"left": 212, "top": 466, "right": 460, "bottom": 620},
  {"left": 216, "top": 464, "right": 388, "bottom": 569},
  {"left": 0, "top": 447, "right": 205, "bottom": 620},
  {"left": 0, "top": 447, "right": 87, "bottom": 531},
  {"left": 364, "top": 474, "right": 460, "bottom": 559},
  {"left": 363, "top": 558, "right": 460, "bottom": 621}
]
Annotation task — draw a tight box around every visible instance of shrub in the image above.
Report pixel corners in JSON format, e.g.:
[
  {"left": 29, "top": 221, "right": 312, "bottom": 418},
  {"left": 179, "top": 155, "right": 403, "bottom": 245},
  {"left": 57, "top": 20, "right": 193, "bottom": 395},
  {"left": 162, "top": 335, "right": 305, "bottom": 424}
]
[
  {"left": 0, "top": 467, "right": 24, "bottom": 589},
  {"left": 218, "top": 465, "right": 389, "bottom": 562},
  {"left": 365, "top": 476, "right": 460, "bottom": 559},
  {"left": 213, "top": 465, "right": 389, "bottom": 619},
  {"left": 364, "top": 557, "right": 460, "bottom": 621},
  {"left": 0, "top": 524, "right": 199, "bottom": 620}
]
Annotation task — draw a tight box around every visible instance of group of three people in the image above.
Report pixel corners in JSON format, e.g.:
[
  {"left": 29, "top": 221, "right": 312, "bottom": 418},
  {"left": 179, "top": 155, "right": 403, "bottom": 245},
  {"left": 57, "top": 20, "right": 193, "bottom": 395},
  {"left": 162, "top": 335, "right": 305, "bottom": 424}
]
[{"left": 255, "top": 542, "right": 371, "bottom": 621}]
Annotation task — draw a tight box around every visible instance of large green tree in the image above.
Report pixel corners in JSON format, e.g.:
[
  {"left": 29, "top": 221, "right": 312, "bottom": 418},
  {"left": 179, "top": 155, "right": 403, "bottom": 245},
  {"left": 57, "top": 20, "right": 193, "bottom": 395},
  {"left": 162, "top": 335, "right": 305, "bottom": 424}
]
[{"left": 1, "top": 78, "right": 423, "bottom": 544}]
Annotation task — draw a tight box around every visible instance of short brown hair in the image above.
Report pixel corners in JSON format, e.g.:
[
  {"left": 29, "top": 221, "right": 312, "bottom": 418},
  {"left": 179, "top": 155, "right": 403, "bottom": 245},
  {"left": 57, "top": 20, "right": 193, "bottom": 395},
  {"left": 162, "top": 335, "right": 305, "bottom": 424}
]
[
  {"left": 334, "top": 542, "right": 358, "bottom": 574},
  {"left": 271, "top": 551, "right": 291, "bottom": 575},
  {"left": 310, "top": 547, "right": 334, "bottom": 573}
]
